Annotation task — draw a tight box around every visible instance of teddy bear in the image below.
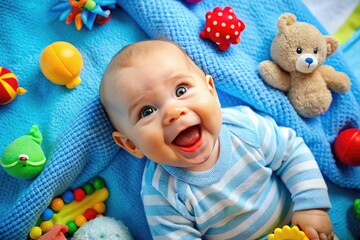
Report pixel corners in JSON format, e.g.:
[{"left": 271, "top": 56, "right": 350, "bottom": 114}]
[{"left": 258, "top": 13, "right": 351, "bottom": 118}]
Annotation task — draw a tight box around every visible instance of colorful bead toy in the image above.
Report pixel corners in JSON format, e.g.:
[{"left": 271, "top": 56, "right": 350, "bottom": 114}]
[
  {"left": 29, "top": 177, "right": 109, "bottom": 239},
  {"left": 200, "top": 6, "right": 245, "bottom": 51},
  {"left": 0, "top": 67, "right": 26, "bottom": 105}
]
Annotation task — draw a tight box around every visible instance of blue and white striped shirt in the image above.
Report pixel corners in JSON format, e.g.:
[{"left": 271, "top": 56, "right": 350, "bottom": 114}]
[{"left": 141, "top": 106, "right": 331, "bottom": 239}]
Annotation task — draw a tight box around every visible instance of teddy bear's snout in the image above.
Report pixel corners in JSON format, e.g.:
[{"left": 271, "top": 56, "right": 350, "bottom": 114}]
[
  {"left": 296, "top": 53, "right": 318, "bottom": 74},
  {"left": 305, "top": 57, "right": 313, "bottom": 65}
]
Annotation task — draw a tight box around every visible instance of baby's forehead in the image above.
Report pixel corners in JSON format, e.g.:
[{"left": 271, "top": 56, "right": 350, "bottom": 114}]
[
  {"left": 125, "top": 41, "right": 182, "bottom": 61},
  {"left": 104, "top": 40, "right": 195, "bottom": 90}
]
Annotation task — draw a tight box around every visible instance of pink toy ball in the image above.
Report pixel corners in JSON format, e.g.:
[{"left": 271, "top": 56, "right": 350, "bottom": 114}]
[
  {"left": 184, "top": 0, "right": 202, "bottom": 3},
  {"left": 333, "top": 128, "right": 360, "bottom": 166},
  {"left": 200, "top": 6, "right": 245, "bottom": 51}
]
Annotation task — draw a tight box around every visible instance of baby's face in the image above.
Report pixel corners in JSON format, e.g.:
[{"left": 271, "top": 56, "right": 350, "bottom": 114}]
[{"left": 107, "top": 42, "right": 222, "bottom": 171}]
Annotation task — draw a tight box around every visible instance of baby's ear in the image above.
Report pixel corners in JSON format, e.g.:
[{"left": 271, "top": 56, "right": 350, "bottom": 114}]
[
  {"left": 112, "top": 132, "right": 144, "bottom": 158},
  {"left": 205, "top": 75, "right": 216, "bottom": 92},
  {"left": 205, "top": 75, "right": 221, "bottom": 106}
]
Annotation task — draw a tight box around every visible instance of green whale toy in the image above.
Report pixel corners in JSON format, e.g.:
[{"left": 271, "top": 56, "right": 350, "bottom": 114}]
[{"left": 0, "top": 125, "right": 46, "bottom": 180}]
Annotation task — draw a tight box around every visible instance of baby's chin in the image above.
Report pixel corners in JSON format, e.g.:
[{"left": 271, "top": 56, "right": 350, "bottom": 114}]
[{"left": 178, "top": 137, "right": 220, "bottom": 172}]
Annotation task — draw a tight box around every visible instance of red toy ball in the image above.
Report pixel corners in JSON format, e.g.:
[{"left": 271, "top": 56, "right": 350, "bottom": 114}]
[
  {"left": 333, "top": 128, "right": 360, "bottom": 166},
  {"left": 84, "top": 208, "right": 98, "bottom": 220},
  {"left": 0, "top": 67, "right": 26, "bottom": 105},
  {"left": 200, "top": 6, "right": 245, "bottom": 51},
  {"left": 73, "top": 188, "right": 86, "bottom": 201}
]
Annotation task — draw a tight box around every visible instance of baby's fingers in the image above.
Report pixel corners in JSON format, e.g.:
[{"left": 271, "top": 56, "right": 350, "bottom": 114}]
[
  {"left": 321, "top": 232, "right": 335, "bottom": 240},
  {"left": 305, "top": 230, "right": 334, "bottom": 240},
  {"left": 319, "top": 233, "right": 328, "bottom": 240},
  {"left": 302, "top": 226, "right": 319, "bottom": 240}
]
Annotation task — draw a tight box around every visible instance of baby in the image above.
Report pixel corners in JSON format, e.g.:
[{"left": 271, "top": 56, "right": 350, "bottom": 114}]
[{"left": 100, "top": 39, "right": 334, "bottom": 240}]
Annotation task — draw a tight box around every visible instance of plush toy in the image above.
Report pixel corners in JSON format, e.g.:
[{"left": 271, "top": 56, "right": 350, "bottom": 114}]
[
  {"left": 258, "top": 13, "right": 351, "bottom": 118},
  {"left": 200, "top": 6, "right": 245, "bottom": 51},
  {"left": 0, "top": 125, "right": 46, "bottom": 180},
  {"left": 72, "top": 216, "right": 133, "bottom": 240}
]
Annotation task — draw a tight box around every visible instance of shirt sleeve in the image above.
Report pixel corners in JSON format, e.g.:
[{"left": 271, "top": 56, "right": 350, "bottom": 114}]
[
  {"left": 141, "top": 164, "right": 202, "bottom": 239},
  {"left": 245, "top": 107, "right": 331, "bottom": 212}
]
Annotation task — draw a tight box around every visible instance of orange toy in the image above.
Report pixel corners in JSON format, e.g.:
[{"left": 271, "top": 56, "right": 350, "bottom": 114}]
[
  {"left": 0, "top": 67, "right": 27, "bottom": 105},
  {"left": 40, "top": 41, "right": 83, "bottom": 89}
]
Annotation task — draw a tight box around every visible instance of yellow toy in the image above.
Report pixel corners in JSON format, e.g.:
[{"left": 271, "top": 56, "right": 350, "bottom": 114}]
[
  {"left": 268, "top": 225, "right": 309, "bottom": 240},
  {"left": 40, "top": 41, "right": 83, "bottom": 89}
]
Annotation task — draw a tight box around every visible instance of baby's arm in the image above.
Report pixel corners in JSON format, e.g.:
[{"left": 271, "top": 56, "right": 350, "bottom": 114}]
[
  {"left": 248, "top": 109, "right": 333, "bottom": 238},
  {"left": 141, "top": 182, "right": 201, "bottom": 239}
]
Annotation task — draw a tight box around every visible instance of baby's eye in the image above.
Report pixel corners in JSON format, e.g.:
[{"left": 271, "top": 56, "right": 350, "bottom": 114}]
[
  {"left": 140, "top": 106, "right": 156, "bottom": 118},
  {"left": 176, "top": 85, "right": 188, "bottom": 97},
  {"left": 296, "top": 47, "right": 302, "bottom": 54},
  {"left": 313, "top": 47, "right": 318, "bottom": 54}
]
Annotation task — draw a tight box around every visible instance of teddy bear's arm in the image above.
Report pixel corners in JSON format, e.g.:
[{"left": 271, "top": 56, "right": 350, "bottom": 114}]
[
  {"left": 259, "top": 60, "right": 291, "bottom": 92},
  {"left": 318, "top": 65, "right": 351, "bottom": 93}
]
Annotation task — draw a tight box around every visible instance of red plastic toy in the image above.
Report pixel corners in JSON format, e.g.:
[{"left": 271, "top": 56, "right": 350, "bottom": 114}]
[
  {"left": 200, "top": 6, "right": 245, "bottom": 51},
  {"left": 333, "top": 128, "right": 360, "bottom": 166},
  {"left": 0, "top": 67, "right": 26, "bottom": 105}
]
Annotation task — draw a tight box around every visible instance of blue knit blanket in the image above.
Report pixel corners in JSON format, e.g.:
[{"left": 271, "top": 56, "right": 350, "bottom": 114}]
[{"left": 1, "top": 0, "right": 360, "bottom": 239}]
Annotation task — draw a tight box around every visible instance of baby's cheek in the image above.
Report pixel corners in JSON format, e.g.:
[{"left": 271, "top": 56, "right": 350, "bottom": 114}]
[
  {"left": 140, "top": 132, "right": 166, "bottom": 154},
  {"left": 201, "top": 100, "right": 222, "bottom": 129}
]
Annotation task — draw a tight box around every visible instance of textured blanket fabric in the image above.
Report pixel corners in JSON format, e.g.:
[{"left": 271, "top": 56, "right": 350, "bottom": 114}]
[{"left": 0, "top": 0, "right": 360, "bottom": 239}]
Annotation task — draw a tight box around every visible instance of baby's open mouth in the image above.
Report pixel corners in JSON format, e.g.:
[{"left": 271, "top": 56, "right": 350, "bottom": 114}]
[{"left": 172, "top": 125, "right": 202, "bottom": 152}]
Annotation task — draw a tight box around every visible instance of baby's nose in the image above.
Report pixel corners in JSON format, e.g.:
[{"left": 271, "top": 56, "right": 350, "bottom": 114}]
[{"left": 163, "top": 106, "right": 187, "bottom": 125}]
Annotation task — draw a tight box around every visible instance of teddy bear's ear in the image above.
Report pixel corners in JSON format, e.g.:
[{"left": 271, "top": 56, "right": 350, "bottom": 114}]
[
  {"left": 277, "top": 13, "right": 296, "bottom": 32},
  {"left": 325, "top": 36, "right": 339, "bottom": 57}
]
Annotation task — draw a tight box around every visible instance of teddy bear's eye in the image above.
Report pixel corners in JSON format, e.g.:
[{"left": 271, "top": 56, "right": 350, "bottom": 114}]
[
  {"left": 296, "top": 48, "right": 302, "bottom": 54},
  {"left": 313, "top": 48, "right": 318, "bottom": 54}
]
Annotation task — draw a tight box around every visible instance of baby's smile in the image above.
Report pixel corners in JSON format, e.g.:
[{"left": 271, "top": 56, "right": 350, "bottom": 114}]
[{"left": 172, "top": 124, "right": 203, "bottom": 153}]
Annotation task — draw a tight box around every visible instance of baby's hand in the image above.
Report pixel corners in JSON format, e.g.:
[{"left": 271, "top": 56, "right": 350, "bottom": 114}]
[{"left": 292, "top": 209, "right": 334, "bottom": 240}]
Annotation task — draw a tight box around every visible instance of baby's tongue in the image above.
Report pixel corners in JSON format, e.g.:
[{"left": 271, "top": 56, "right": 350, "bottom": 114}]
[{"left": 173, "top": 125, "right": 200, "bottom": 147}]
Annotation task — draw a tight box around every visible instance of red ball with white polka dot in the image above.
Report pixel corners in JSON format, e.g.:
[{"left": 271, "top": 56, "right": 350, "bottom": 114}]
[{"left": 200, "top": 6, "right": 245, "bottom": 51}]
